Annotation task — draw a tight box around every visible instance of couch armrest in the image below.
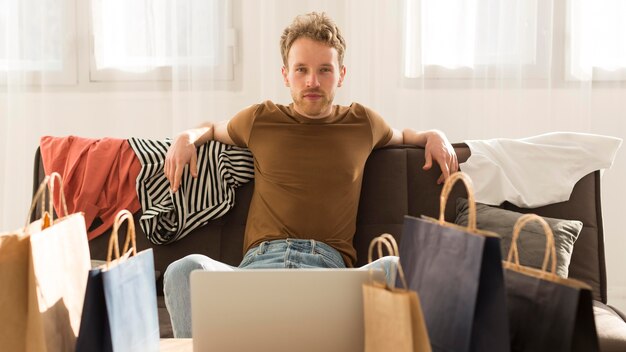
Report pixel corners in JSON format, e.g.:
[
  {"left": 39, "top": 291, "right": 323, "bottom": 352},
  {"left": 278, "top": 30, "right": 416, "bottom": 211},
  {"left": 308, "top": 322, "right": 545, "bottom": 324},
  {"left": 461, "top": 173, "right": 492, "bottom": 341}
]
[
  {"left": 609, "top": 304, "right": 626, "bottom": 323},
  {"left": 593, "top": 300, "right": 626, "bottom": 351}
]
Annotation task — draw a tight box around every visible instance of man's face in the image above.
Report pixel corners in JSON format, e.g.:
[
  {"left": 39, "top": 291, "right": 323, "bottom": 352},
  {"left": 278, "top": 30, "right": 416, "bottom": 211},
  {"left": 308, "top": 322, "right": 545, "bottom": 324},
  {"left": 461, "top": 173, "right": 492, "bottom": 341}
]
[{"left": 282, "top": 37, "right": 346, "bottom": 119}]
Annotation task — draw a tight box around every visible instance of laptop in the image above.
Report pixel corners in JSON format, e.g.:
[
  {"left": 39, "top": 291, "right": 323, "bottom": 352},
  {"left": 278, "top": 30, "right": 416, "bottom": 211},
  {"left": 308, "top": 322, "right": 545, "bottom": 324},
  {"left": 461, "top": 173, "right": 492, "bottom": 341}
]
[{"left": 190, "top": 269, "right": 385, "bottom": 352}]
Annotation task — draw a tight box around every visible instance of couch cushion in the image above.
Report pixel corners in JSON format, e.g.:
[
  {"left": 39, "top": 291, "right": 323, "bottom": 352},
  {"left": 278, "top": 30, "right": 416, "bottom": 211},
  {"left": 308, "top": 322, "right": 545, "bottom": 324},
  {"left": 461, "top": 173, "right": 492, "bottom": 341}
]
[
  {"left": 355, "top": 147, "right": 409, "bottom": 266},
  {"left": 455, "top": 198, "right": 582, "bottom": 278},
  {"left": 593, "top": 301, "right": 626, "bottom": 352}
]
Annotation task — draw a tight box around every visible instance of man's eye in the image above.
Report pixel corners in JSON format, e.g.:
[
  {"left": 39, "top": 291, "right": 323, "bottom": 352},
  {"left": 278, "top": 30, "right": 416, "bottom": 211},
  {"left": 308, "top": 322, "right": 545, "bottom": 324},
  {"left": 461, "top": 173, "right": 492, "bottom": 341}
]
[
  {"left": 296, "top": 68, "right": 306, "bottom": 72},
  {"left": 321, "top": 68, "right": 331, "bottom": 73}
]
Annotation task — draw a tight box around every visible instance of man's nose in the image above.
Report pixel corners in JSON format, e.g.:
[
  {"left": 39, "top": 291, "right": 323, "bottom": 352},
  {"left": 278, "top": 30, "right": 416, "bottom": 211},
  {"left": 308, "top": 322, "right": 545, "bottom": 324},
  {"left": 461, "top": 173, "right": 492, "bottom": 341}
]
[{"left": 306, "top": 73, "right": 320, "bottom": 87}]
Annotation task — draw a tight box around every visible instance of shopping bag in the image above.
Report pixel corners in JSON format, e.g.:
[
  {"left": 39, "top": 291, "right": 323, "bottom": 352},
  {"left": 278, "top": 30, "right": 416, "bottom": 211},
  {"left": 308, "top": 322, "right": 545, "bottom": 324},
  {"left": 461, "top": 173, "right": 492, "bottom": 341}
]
[
  {"left": 0, "top": 173, "right": 91, "bottom": 352},
  {"left": 503, "top": 214, "right": 599, "bottom": 352},
  {"left": 76, "top": 209, "right": 159, "bottom": 352},
  {"left": 363, "top": 234, "right": 431, "bottom": 352},
  {"left": 398, "top": 172, "right": 510, "bottom": 352},
  {"left": 0, "top": 218, "right": 31, "bottom": 352}
]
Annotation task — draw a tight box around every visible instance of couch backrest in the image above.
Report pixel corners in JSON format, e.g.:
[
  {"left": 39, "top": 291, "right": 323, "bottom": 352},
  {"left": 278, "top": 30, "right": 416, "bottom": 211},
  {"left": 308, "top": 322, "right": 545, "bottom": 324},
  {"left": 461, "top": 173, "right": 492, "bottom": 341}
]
[
  {"left": 32, "top": 144, "right": 607, "bottom": 302},
  {"left": 354, "top": 145, "right": 606, "bottom": 303}
]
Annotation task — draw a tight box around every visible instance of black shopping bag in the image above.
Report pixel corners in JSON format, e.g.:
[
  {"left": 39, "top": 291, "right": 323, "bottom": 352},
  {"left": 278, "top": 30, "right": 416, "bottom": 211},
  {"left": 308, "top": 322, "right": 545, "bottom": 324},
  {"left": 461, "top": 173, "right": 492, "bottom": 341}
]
[
  {"left": 398, "top": 172, "right": 510, "bottom": 352},
  {"left": 76, "top": 210, "right": 159, "bottom": 352},
  {"left": 503, "top": 214, "right": 599, "bottom": 352}
]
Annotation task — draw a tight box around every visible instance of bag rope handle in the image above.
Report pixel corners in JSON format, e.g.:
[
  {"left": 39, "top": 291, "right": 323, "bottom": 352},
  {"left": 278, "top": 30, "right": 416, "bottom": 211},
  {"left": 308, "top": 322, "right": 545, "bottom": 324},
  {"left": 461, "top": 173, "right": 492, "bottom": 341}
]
[
  {"left": 24, "top": 172, "right": 70, "bottom": 230},
  {"left": 25, "top": 175, "right": 50, "bottom": 229},
  {"left": 367, "top": 233, "right": 410, "bottom": 290},
  {"left": 439, "top": 171, "right": 476, "bottom": 232},
  {"left": 506, "top": 213, "right": 557, "bottom": 275},
  {"left": 47, "top": 172, "right": 69, "bottom": 220},
  {"left": 106, "top": 209, "right": 138, "bottom": 266}
]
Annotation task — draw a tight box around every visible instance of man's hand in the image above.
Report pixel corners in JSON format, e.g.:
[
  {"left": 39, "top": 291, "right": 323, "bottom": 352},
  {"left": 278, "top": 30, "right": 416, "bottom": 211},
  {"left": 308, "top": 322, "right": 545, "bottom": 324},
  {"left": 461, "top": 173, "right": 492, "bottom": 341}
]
[
  {"left": 163, "top": 120, "right": 236, "bottom": 192},
  {"left": 422, "top": 130, "right": 458, "bottom": 184},
  {"left": 164, "top": 123, "right": 215, "bottom": 192},
  {"left": 387, "top": 128, "right": 459, "bottom": 184},
  {"left": 164, "top": 132, "right": 199, "bottom": 193}
]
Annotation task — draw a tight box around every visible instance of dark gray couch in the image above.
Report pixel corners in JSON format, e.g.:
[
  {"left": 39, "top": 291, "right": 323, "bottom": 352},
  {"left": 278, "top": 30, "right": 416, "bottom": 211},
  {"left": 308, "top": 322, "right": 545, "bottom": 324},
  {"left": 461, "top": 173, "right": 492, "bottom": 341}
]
[{"left": 33, "top": 144, "right": 626, "bottom": 350}]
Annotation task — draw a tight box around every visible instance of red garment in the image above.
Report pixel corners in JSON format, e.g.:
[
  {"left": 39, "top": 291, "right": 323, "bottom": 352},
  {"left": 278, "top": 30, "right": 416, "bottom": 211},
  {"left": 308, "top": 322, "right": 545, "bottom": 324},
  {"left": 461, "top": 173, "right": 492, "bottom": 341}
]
[{"left": 40, "top": 136, "right": 142, "bottom": 240}]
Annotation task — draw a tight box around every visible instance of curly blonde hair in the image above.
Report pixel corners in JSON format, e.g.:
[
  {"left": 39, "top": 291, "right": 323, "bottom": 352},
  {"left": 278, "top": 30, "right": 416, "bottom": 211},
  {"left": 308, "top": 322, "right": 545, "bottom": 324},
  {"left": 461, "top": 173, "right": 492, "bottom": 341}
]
[{"left": 280, "top": 12, "right": 346, "bottom": 67}]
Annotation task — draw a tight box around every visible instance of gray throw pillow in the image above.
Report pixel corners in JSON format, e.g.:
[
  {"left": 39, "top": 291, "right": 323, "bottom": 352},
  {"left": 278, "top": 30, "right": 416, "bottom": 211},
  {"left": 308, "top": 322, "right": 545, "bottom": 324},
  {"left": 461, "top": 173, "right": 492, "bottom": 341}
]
[{"left": 454, "top": 198, "right": 582, "bottom": 278}]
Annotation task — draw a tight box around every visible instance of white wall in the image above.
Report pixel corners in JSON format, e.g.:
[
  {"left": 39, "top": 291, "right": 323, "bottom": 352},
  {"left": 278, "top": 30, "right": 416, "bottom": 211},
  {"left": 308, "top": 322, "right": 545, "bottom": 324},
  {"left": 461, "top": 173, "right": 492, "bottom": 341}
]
[{"left": 1, "top": 0, "right": 625, "bottom": 310}]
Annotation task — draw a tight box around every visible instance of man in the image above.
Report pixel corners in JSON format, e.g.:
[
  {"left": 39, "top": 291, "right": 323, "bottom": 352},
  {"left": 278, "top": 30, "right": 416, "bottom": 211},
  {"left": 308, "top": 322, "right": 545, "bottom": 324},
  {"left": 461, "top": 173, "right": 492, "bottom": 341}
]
[{"left": 163, "top": 12, "right": 458, "bottom": 338}]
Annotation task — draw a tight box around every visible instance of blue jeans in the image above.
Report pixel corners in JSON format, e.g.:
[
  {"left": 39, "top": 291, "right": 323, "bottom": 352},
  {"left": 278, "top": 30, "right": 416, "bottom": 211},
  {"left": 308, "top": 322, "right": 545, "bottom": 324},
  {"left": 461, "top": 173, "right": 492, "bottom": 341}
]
[{"left": 163, "top": 239, "right": 399, "bottom": 338}]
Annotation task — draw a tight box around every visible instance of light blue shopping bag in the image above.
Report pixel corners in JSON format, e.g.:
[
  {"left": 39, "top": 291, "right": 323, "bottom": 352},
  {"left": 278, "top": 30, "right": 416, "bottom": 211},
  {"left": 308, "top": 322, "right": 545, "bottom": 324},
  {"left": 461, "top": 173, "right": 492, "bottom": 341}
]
[{"left": 76, "top": 210, "right": 159, "bottom": 352}]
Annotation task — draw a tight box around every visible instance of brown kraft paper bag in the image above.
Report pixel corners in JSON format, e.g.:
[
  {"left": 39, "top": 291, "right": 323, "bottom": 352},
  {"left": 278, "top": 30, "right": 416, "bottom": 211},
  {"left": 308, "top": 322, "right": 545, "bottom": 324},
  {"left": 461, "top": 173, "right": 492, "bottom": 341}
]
[
  {"left": 363, "top": 233, "right": 431, "bottom": 352},
  {"left": 0, "top": 173, "right": 91, "bottom": 351}
]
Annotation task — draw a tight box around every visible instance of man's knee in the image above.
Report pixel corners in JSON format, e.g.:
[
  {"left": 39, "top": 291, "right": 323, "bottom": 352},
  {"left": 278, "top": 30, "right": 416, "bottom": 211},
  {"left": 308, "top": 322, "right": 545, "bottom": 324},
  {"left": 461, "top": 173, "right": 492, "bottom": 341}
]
[{"left": 164, "top": 254, "right": 211, "bottom": 289}]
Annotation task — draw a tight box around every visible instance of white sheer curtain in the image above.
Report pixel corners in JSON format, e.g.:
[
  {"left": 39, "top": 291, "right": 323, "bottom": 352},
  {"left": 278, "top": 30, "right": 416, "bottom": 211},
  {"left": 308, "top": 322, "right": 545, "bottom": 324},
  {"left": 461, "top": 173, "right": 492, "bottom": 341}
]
[
  {"left": 402, "top": 0, "right": 626, "bottom": 83},
  {"left": 90, "top": 0, "right": 230, "bottom": 78},
  {"left": 567, "top": 0, "right": 626, "bottom": 81},
  {"left": 0, "top": 0, "right": 64, "bottom": 73},
  {"left": 0, "top": 0, "right": 72, "bottom": 229},
  {"left": 88, "top": 0, "right": 236, "bottom": 136},
  {"left": 403, "top": 0, "right": 553, "bottom": 80}
]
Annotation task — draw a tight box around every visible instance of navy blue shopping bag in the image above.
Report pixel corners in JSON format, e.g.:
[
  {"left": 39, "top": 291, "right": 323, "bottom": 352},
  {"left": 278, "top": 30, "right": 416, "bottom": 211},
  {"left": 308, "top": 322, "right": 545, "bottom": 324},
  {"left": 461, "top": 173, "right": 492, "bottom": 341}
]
[
  {"left": 76, "top": 210, "right": 159, "bottom": 352},
  {"left": 75, "top": 268, "right": 113, "bottom": 352},
  {"left": 503, "top": 214, "right": 599, "bottom": 352},
  {"left": 398, "top": 172, "right": 510, "bottom": 352}
]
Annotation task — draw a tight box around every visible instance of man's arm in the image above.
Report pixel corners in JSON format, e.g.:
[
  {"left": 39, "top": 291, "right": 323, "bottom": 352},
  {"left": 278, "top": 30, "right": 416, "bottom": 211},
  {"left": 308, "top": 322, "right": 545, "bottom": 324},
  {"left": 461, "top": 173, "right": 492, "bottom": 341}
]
[
  {"left": 385, "top": 128, "right": 459, "bottom": 184},
  {"left": 165, "top": 120, "right": 235, "bottom": 192}
]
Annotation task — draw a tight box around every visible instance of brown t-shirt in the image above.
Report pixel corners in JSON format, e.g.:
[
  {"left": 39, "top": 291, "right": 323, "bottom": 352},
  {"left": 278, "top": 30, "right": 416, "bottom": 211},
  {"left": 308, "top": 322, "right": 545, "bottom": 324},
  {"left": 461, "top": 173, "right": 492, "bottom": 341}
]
[{"left": 227, "top": 100, "right": 393, "bottom": 267}]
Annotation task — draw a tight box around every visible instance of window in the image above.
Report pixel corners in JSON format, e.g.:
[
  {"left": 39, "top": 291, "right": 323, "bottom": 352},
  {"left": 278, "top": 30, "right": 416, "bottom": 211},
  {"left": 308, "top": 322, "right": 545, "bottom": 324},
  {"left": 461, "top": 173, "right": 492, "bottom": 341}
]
[
  {"left": 567, "top": 0, "right": 626, "bottom": 81},
  {"left": 0, "top": 0, "right": 237, "bottom": 87},
  {"left": 0, "top": 0, "right": 77, "bottom": 85},
  {"left": 403, "top": 0, "right": 552, "bottom": 79},
  {"left": 89, "top": 0, "right": 236, "bottom": 82}
]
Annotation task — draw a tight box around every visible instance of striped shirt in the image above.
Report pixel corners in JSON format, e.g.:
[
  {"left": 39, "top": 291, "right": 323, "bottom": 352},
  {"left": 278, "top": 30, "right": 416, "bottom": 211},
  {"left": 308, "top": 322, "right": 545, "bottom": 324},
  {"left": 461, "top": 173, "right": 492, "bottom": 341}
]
[{"left": 128, "top": 138, "right": 254, "bottom": 244}]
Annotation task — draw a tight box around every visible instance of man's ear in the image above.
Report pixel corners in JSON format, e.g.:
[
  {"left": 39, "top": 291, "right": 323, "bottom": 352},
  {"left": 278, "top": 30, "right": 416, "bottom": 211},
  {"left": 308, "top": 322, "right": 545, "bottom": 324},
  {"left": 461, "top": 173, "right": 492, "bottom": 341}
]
[
  {"left": 338, "top": 65, "right": 347, "bottom": 87},
  {"left": 281, "top": 66, "right": 290, "bottom": 87}
]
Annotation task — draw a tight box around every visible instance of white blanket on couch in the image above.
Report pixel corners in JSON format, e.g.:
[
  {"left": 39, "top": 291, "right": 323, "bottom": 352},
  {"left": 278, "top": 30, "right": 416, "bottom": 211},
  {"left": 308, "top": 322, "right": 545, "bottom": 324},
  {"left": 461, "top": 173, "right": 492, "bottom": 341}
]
[{"left": 460, "top": 132, "right": 622, "bottom": 208}]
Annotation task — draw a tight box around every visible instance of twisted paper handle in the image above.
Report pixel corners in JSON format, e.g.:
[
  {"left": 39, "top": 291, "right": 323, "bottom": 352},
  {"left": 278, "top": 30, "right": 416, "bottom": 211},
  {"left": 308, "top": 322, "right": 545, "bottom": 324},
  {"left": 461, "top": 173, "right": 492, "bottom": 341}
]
[
  {"left": 506, "top": 213, "right": 557, "bottom": 275},
  {"left": 439, "top": 171, "right": 476, "bottom": 232},
  {"left": 25, "top": 172, "right": 69, "bottom": 229},
  {"left": 367, "top": 234, "right": 410, "bottom": 290},
  {"left": 106, "top": 209, "right": 138, "bottom": 266}
]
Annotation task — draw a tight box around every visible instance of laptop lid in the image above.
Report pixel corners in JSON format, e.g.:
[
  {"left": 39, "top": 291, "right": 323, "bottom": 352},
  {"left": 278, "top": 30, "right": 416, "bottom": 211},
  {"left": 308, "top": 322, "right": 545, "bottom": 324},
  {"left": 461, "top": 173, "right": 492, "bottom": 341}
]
[{"left": 190, "top": 269, "right": 384, "bottom": 352}]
